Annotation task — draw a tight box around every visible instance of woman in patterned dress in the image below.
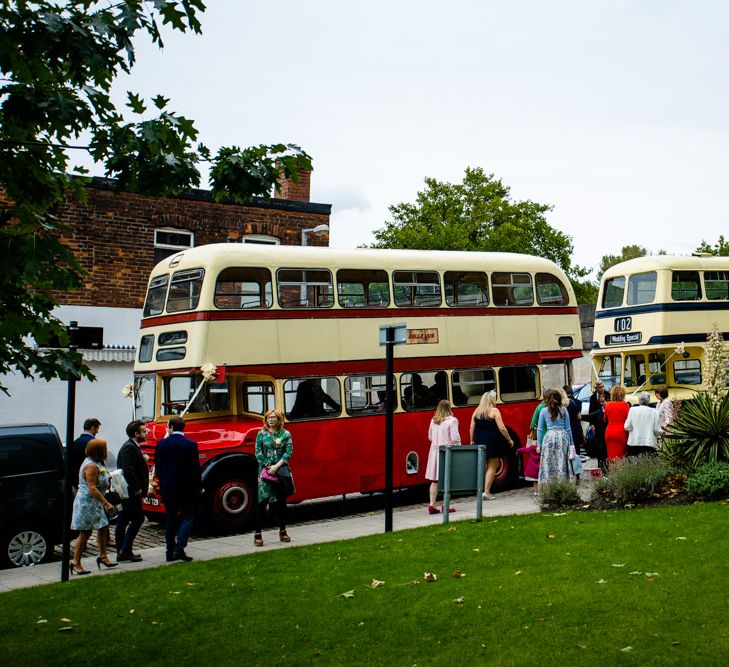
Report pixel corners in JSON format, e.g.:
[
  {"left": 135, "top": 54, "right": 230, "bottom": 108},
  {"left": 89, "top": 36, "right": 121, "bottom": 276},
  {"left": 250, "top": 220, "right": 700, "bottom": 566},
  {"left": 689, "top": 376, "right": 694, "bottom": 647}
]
[
  {"left": 425, "top": 400, "right": 461, "bottom": 514},
  {"left": 254, "top": 409, "right": 293, "bottom": 547},
  {"left": 70, "top": 438, "right": 118, "bottom": 574},
  {"left": 537, "top": 389, "right": 574, "bottom": 486}
]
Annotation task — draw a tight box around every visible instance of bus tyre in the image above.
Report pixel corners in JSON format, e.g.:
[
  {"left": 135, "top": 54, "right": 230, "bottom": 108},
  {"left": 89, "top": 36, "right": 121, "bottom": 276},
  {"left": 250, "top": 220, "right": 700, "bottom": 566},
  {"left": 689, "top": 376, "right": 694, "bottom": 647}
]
[
  {"left": 491, "top": 434, "right": 520, "bottom": 493},
  {"left": 205, "top": 471, "right": 256, "bottom": 534},
  {"left": 2, "top": 522, "right": 53, "bottom": 568}
]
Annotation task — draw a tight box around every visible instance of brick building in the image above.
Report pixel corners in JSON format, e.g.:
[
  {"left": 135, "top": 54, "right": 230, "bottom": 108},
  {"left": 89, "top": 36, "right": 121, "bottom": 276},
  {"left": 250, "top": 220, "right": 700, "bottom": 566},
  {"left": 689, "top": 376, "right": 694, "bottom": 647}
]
[{"left": 3, "top": 173, "right": 331, "bottom": 449}]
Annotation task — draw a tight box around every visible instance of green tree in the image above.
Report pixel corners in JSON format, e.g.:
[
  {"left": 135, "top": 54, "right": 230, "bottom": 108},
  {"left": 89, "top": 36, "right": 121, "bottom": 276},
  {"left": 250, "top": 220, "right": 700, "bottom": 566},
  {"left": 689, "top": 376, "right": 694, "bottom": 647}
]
[
  {"left": 0, "top": 1, "right": 311, "bottom": 394},
  {"left": 369, "top": 167, "right": 593, "bottom": 300},
  {"left": 695, "top": 235, "right": 729, "bottom": 256},
  {"left": 596, "top": 245, "right": 649, "bottom": 281}
]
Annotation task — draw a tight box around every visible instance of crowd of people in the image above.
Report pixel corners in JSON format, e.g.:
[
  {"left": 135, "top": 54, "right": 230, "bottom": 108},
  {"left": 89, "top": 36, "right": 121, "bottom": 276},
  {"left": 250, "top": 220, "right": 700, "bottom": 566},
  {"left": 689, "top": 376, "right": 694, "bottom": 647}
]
[{"left": 68, "top": 380, "right": 674, "bottom": 569}]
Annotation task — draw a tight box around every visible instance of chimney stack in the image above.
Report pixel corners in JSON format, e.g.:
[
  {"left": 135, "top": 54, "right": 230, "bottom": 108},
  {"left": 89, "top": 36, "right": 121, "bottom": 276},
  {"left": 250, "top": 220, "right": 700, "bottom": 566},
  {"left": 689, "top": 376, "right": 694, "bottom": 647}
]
[{"left": 275, "top": 170, "right": 311, "bottom": 202}]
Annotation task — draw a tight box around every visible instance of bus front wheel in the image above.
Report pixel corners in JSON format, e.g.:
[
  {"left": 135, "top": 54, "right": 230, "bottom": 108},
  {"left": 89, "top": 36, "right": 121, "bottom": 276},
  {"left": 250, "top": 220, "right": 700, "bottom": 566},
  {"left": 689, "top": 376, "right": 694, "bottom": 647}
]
[{"left": 205, "top": 471, "right": 256, "bottom": 534}]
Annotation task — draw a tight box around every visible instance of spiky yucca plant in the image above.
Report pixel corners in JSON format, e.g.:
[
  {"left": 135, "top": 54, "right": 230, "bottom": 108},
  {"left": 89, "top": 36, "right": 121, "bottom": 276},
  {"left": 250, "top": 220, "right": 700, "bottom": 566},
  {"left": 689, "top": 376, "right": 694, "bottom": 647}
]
[{"left": 662, "top": 392, "right": 729, "bottom": 468}]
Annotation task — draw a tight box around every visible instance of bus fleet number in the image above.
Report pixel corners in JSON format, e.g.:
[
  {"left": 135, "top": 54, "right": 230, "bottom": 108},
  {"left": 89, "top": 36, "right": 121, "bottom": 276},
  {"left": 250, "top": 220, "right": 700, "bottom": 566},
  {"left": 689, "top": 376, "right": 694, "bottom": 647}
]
[{"left": 614, "top": 317, "right": 632, "bottom": 332}]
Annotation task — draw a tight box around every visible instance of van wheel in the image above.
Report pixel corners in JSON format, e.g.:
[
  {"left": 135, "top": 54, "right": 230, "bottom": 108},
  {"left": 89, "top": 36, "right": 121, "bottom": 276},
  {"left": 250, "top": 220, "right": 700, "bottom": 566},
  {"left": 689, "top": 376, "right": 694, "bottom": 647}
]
[
  {"left": 205, "top": 471, "right": 256, "bottom": 534},
  {"left": 2, "top": 524, "right": 53, "bottom": 568}
]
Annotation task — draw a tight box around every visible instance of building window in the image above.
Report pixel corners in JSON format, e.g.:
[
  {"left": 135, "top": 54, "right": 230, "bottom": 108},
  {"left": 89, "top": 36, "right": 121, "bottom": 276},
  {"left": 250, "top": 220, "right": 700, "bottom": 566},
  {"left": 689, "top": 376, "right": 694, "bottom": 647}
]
[
  {"left": 154, "top": 228, "right": 194, "bottom": 264},
  {"left": 242, "top": 235, "right": 280, "bottom": 245}
]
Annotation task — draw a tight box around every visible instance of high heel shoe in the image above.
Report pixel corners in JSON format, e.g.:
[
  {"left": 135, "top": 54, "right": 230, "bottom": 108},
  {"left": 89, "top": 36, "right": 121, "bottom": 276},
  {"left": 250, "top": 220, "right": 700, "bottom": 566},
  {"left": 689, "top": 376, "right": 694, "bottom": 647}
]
[
  {"left": 279, "top": 530, "right": 291, "bottom": 543},
  {"left": 69, "top": 563, "right": 90, "bottom": 576},
  {"left": 96, "top": 556, "right": 118, "bottom": 569}
]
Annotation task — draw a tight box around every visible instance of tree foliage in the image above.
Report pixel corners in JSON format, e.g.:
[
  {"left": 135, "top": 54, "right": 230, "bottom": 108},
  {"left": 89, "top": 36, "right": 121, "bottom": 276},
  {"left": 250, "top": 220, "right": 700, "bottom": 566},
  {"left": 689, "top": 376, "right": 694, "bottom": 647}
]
[
  {"left": 369, "top": 167, "right": 594, "bottom": 301},
  {"left": 596, "top": 245, "right": 648, "bottom": 281},
  {"left": 695, "top": 235, "right": 729, "bottom": 256},
  {"left": 0, "top": 1, "right": 311, "bottom": 394}
]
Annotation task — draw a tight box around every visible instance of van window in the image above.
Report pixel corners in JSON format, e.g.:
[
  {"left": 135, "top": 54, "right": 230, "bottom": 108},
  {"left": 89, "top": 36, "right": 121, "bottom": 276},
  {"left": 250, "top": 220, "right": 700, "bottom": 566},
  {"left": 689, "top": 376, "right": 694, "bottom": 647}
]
[{"left": 0, "top": 435, "right": 61, "bottom": 477}]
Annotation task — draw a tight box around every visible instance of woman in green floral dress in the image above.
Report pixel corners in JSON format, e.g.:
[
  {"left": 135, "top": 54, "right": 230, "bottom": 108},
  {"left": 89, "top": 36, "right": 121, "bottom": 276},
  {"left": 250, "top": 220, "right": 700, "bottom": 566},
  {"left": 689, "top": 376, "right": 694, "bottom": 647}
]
[{"left": 254, "top": 409, "right": 293, "bottom": 546}]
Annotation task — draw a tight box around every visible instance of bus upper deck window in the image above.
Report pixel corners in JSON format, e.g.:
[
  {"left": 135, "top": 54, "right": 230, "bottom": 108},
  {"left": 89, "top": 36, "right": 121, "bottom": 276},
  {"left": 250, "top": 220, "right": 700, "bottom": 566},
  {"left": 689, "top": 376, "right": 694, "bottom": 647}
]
[
  {"left": 444, "top": 271, "right": 489, "bottom": 307},
  {"left": 491, "top": 272, "right": 533, "bottom": 306},
  {"left": 166, "top": 269, "right": 204, "bottom": 313},
  {"left": 602, "top": 276, "right": 625, "bottom": 308},
  {"left": 277, "top": 269, "right": 334, "bottom": 308},
  {"left": 535, "top": 273, "right": 568, "bottom": 306},
  {"left": 215, "top": 267, "right": 273, "bottom": 309},
  {"left": 705, "top": 271, "right": 729, "bottom": 300},
  {"left": 337, "top": 269, "right": 390, "bottom": 307},
  {"left": 627, "top": 271, "right": 657, "bottom": 306},
  {"left": 672, "top": 271, "right": 702, "bottom": 301},
  {"left": 143, "top": 275, "right": 169, "bottom": 316},
  {"left": 393, "top": 271, "right": 441, "bottom": 307}
]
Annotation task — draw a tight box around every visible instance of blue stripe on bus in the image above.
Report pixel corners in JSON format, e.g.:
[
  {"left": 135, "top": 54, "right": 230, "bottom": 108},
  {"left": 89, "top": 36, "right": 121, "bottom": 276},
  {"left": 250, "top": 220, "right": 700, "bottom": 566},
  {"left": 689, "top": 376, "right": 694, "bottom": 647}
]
[
  {"left": 595, "top": 301, "right": 729, "bottom": 318},
  {"left": 592, "top": 332, "right": 729, "bottom": 349}
]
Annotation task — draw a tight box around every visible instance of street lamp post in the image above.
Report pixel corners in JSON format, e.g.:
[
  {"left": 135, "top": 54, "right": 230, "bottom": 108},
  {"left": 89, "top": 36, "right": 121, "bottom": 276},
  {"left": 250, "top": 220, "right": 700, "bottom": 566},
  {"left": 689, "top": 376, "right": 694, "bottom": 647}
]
[{"left": 301, "top": 224, "right": 329, "bottom": 246}]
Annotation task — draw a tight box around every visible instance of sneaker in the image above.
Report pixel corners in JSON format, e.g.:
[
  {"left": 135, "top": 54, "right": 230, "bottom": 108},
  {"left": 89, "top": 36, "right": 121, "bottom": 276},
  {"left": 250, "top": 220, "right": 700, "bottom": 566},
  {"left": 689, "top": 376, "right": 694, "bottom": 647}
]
[{"left": 428, "top": 505, "right": 441, "bottom": 515}]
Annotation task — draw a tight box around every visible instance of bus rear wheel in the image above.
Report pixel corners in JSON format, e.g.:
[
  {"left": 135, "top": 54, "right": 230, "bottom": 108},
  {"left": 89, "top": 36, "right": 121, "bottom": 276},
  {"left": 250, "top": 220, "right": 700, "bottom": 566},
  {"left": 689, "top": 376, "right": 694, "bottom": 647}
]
[
  {"left": 205, "top": 472, "right": 256, "bottom": 534},
  {"left": 491, "top": 437, "right": 520, "bottom": 493}
]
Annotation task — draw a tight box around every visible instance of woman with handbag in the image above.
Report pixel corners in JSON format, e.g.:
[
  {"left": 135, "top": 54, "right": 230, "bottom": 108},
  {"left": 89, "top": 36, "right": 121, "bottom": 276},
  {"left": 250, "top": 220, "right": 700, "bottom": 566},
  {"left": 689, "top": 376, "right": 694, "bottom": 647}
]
[
  {"left": 254, "top": 409, "right": 294, "bottom": 547},
  {"left": 70, "top": 438, "right": 118, "bottom": 574}
]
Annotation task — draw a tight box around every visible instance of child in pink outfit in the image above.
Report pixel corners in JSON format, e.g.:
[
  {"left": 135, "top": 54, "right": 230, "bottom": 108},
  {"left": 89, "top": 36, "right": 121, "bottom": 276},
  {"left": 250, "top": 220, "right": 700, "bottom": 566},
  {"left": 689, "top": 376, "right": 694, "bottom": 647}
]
[
  {"left": 517, "top": 443, "right": 540, "bottom": 496},
  {"left": 426, "top": 400, "right": 461, "bottom": 513}
]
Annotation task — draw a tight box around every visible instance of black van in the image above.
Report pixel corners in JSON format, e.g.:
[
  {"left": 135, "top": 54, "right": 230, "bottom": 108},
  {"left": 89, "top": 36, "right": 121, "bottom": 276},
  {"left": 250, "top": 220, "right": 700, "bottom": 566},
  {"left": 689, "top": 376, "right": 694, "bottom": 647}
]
[{"left": 0, "top": 424, "right": 65, "bottom": 567}]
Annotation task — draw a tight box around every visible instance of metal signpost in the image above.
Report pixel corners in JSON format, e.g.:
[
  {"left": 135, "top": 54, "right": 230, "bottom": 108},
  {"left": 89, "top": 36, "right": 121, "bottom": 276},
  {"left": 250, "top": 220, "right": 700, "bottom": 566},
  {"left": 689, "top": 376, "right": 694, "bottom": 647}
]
[
  {"left": 379, "top": 323, "right": 406, "bottom": 532},
  {"left": 59, "top": 321, "right": 103, "bottom": 582}
]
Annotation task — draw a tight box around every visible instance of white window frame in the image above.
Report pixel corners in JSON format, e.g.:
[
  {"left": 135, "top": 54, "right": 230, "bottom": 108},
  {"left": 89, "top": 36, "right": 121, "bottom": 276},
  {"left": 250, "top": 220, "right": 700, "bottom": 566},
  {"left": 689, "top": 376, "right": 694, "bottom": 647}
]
[
  {"left": 242, "top": 234, "right": 280, "bottom": 245},
  {"left": 154, "top": 227, "right": 194, "bottom": 252}
]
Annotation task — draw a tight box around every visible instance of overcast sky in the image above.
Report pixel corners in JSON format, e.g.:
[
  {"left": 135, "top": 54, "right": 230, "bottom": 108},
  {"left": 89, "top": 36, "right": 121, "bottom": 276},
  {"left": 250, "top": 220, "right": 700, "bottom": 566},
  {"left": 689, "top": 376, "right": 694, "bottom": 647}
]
[{"left": 113, "top": 0, "right": 729, "bottom": 277}]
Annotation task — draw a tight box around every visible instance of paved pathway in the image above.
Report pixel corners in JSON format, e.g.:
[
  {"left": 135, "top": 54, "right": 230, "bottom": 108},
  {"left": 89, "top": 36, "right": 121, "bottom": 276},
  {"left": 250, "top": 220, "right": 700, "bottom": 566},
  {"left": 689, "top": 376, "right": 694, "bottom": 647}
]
[{"left": 0, "top": 486, "right": 545, "bottom": 593}]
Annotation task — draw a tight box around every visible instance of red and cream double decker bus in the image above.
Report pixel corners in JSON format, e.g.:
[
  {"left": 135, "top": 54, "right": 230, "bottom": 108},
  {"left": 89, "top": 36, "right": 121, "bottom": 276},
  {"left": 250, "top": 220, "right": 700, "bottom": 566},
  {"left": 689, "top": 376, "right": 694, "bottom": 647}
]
[{"left": 133, "top": 244, "right": 582, "bottom": 531}]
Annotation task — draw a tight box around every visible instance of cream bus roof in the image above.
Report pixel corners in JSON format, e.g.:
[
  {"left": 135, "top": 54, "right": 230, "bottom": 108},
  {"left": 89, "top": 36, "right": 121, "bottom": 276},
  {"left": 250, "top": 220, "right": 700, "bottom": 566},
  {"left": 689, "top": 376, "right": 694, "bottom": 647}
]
[
  {"left": 602, "top": 254, "right": 729, "bottom": 279},
  {"left": 153, "top": 244, "right": 569, "bottom": 277}
]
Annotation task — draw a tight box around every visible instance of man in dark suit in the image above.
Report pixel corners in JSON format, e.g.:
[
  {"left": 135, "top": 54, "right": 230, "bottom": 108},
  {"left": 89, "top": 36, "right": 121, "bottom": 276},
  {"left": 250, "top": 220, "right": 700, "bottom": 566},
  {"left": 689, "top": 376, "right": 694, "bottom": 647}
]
[
  {"left": 155, "top": 415, "right": 202, "bottom": 562},
  {"left": 115, "top": 420, "right": 150, "bottom": 562},
  {"left": 70, "top": 418, "right": 101, "bottom": 488}
]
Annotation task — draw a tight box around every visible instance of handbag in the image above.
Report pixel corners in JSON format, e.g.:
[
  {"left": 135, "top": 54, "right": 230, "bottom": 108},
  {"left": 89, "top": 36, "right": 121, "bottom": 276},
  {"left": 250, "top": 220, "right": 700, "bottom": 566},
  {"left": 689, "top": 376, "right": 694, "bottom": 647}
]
[
  {"left": 260, "top": 467, "right": 279, "bottom": 483},
  {"left": 108, "top": 468, "right": 129, "bottom": 499}
]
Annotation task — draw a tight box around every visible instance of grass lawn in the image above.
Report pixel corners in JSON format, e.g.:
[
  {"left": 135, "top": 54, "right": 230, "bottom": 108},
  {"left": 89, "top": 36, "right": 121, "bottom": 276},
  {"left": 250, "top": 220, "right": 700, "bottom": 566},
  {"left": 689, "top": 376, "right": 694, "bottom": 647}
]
[{"left": 1, "top": 503, "right": 727, "bottom": 665}]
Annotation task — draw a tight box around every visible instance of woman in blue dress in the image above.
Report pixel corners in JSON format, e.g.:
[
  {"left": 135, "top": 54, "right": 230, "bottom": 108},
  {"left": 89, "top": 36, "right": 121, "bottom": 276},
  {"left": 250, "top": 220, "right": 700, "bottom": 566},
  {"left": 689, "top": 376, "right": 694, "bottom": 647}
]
[
  {"left": 70, "top": 439, "right": 118, "bottom": 574},
  {"left": 537, "top": 389, "right": 574, "bottom": 486}
]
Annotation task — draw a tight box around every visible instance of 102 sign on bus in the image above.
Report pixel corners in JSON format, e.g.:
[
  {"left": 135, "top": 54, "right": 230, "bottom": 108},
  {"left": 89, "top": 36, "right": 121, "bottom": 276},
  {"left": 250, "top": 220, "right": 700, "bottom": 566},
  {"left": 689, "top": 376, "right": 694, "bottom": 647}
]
[{"left": 133, "top": 245, "right": 583, "bottom": 532}]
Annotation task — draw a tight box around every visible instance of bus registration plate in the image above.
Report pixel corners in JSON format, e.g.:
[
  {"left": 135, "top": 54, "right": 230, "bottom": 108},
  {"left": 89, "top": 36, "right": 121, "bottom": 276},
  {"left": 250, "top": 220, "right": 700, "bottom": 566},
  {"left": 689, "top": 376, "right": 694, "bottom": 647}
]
[{"left": 142, "top": 497, "right": 160, "bottom": 506}]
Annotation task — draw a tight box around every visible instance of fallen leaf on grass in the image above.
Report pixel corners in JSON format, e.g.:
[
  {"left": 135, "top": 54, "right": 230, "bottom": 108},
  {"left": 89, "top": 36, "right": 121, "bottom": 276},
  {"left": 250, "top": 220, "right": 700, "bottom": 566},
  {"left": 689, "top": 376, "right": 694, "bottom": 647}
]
[
  {"left": 424, "top": 572, "right": 438, "bottom": 582},
  {"left": 60, "top": 618, "right": 71, "bottom": 623},
  {"left": 169, "top": 591, "right": 181, "bottom": 595},
  {"left": 672, "top": 641, "right": 681, "bottom": 646},
  {"left": 547, "top": 534, "right": 556, "bottom": 539},
  {"left": 481, "top": 643, "right": 488, "bottom": 649},
  {"left": 629, "top": 571, "right": 642, "bottom": 576},
  {"left": 645, "top": 572, "right": 659, "bottom": 577},
  {"left": 409, "top": 580, "right": 421, "bottom": 585},
  {"left": 611, "top": 563, "right": 626, "bottom": 568},
  {"left": 453, "top": 596, "right": 464, "bottom": 604},
  {"left": 58, "top": 627, "right": 74, "bottom": 633},
  {"left": 514, "top": 571, "right": 522, "bottom": 576},
  {"left": 675, "top": 536, "right": 687, "bottom": 541},
  {"left": 596, "top": 579, "right": 607, "bottom": 584},
  {"left": 452, "top": 570, "right": 466, "bottom": 578},
  {"left": 341, "top": 590, "right": 356, "bottom": 598},
  {"left": 370, "top": 579, "right": 385, "bottom": 589},
  {"left": 577, "top": 644, "right": 587, "bottom": 649},
  {"left": 186, "top": 582, "right": 198, "bottom": 586},
  {"left": 446, "top": 527, "right": 457, "bottom": 532},
  {"left": 472, "top": 548, "right": 480, "bottom": 552},
  {"left": 551, "top": 512, "right": 567, "bottom": 516},
  {"left": 620, "top": 646, "right": 633, "bottom": 652},
  {"left": 36, "top": 619, "right": 47, "bottom": 624}
]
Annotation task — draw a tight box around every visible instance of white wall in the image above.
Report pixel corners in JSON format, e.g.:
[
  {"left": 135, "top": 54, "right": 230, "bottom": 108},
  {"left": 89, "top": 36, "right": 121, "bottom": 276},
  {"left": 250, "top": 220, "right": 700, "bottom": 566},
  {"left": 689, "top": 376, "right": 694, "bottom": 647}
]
[{"left": 0, "top": 305, "right": 141, "bottom": 455}]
